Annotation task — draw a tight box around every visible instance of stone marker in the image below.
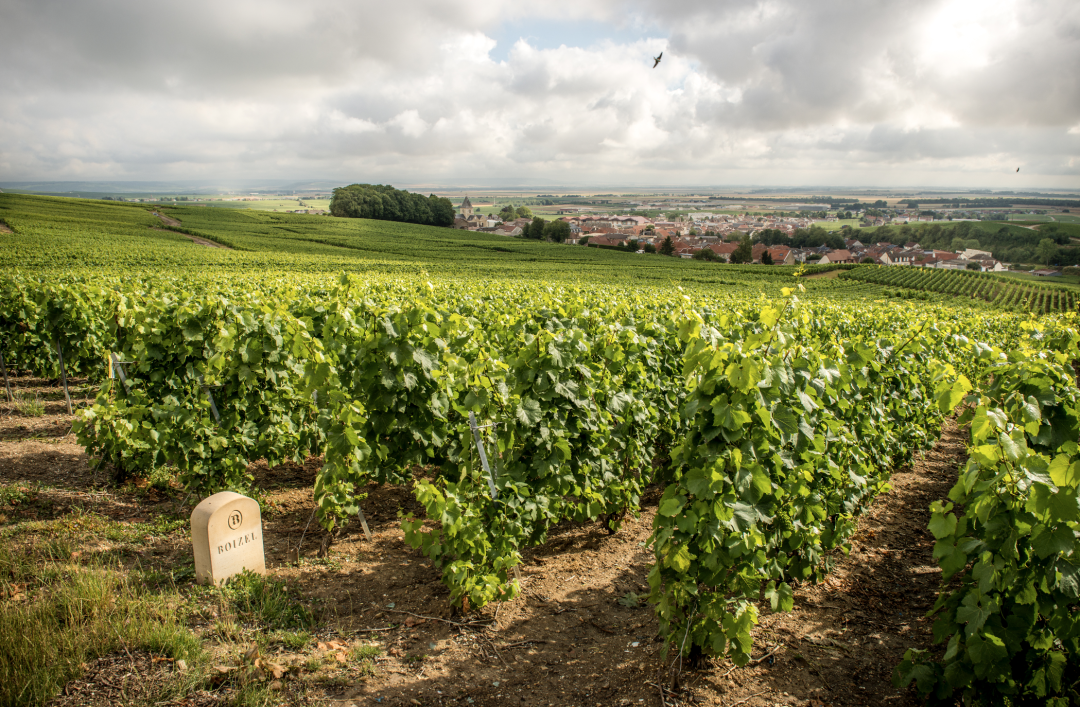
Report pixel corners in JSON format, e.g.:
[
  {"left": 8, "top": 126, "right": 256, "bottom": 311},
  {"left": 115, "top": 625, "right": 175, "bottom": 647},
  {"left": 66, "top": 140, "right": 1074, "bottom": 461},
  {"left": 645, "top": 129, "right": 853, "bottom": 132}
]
[{"left": 191, "top": 491, "right": 266, "bottom": 585}]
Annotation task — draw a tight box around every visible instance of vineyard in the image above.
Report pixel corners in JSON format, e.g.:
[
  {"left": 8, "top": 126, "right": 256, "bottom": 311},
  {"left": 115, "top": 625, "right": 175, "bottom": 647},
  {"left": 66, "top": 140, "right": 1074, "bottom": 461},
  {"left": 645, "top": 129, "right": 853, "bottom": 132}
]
[
  {"left": 841, "top": 265, "right": 1080, "bottom": 314},
  {"left": 2, "top": 193, "right": 1079, "bottom": 707}
]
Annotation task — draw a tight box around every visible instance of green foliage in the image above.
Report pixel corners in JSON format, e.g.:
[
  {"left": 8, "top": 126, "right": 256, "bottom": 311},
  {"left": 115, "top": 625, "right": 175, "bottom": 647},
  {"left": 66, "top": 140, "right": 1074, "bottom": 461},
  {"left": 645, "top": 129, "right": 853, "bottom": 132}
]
[
  {"left": 729, "top": 236, "right": 753, "bottom": 264},
  {"left": 692, "top": 248, "right": 718, "bottom": 262},
  {"left": 7, "top": 191, "right": 1078, "bottom": 695},
  {"left": 1037, "top": 238, "right": 1060, "bottom": 266},
  {"left": 329, "top": 184, "right": 454, "bottom": 227},
  {"left": 647, "top": 290, "right": 968, "bottom": 665},
  {"left": 222, "top": 570, "right": 314, "bottom": 630},
  {"left": 895, "top": 319, "right": 1080, "bottom": 706},
  {"left": 841, "top": 266, "right": 1078, "bottom": 314},
  {"left": 659, "top": 236, "right": 675, "bottom": 256},
  {"left": 544, "top": 220, "right": 571, "bottom": 243},
  {"left": 526, "top": 216, "right": 546, "bottom": 240}
]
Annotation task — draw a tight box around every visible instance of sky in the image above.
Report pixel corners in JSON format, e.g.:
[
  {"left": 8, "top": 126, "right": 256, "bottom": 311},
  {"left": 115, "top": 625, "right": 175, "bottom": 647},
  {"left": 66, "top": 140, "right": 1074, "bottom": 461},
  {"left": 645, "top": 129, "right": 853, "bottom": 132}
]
[{"left": 1, "top": 0, "right": 1078, "bottom": 189}]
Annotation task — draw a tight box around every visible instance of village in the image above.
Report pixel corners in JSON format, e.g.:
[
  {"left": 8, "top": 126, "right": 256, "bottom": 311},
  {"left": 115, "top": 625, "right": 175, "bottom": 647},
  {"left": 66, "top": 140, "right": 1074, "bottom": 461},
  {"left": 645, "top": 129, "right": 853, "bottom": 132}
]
[{"left": 453, "top": 196, "right": 1016, "bottom": 272}]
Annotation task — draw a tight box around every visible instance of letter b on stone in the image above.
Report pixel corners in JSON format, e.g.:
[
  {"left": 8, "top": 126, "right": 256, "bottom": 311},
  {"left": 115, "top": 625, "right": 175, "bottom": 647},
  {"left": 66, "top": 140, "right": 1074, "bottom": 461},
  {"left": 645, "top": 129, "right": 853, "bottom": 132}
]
[{"left": 191, "top": 491, "right": 266, "bottom": 585}]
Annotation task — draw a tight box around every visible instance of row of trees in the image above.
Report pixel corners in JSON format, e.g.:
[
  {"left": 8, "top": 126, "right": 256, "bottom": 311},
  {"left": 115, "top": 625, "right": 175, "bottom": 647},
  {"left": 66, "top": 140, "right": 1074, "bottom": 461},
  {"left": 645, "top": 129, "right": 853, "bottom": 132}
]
[
  {"left": 330, "top": 184, "right": 456, "bottom": 226},
  {"left": 754, "top": 226, "right": 847, "bottom": 250},
  {"left": 498, "top": 205, "right": 533, "bottom": 221},
  {"left": 868, "top": 221, "right": 1080, "bottom": 266},
  {"left": 521, "top": 216, "right": 572, "bottom": 243}
]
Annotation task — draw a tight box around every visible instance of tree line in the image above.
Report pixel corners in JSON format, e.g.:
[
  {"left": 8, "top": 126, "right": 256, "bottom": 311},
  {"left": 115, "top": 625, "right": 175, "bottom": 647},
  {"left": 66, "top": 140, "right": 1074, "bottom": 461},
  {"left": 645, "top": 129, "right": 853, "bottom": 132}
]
[
  {"left": 520, "top": 216, "right": 571, "bottom": 242},
  {"left": 330, "top": 184, "right": 455, "bottom": 227}
]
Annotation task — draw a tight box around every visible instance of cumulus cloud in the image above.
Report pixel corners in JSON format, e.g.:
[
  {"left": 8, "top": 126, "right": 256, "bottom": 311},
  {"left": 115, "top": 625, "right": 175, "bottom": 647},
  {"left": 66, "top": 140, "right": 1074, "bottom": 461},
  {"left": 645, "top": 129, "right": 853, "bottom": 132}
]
[{"left": 0, "top": 0, "right": 1076, "bottom": 186}]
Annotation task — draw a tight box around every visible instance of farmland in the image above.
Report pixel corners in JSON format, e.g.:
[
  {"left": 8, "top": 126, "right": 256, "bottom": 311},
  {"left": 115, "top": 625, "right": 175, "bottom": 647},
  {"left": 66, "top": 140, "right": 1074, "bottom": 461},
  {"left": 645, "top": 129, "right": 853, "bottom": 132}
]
[{"left": 1, "top": 193, "right": 1078, "bottom": 707}]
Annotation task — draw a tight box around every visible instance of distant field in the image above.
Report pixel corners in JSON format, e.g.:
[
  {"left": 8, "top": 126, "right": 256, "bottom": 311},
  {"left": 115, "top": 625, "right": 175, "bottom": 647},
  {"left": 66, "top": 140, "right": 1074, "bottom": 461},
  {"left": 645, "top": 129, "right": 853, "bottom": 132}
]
[
  {"left": 817, "top": 219, "right": 861, "bottom": 231},
  {"left": 1005, "top": 214, "right": 1055, "bottom": 222},
  {"left": 242, "top": 198, "right": 332, "bottom": 212}
]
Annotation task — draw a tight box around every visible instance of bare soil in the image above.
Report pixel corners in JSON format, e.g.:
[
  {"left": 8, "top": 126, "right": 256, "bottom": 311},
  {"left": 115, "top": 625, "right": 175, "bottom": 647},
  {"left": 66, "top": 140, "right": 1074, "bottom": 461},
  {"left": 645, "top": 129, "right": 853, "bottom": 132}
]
[
  {"left": 0, "top": 375, "right": 965, "bottom": 707},
  {"left": 802, "top": 269, "right": 842, "bottom": 279},
  {"left": 151, "top": 226, "right": 231, "bottom": 249},
  {"left": 152, "top": 211, "right": 183, "bottom": 228},
  {"left": 0, "top": 221, "right": 12, "bottom": 234}
]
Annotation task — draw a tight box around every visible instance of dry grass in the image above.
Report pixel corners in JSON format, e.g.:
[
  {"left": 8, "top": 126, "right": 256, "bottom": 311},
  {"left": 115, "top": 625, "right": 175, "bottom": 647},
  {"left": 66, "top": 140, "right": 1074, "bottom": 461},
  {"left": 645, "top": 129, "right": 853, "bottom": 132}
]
[{"left": 0, "top": 537, "right": 203, "bottom": 706}]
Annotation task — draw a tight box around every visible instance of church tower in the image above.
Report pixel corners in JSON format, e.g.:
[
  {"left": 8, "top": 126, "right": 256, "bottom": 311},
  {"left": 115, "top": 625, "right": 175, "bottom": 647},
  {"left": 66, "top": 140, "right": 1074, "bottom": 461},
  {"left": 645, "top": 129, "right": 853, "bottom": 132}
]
[{"left": 460, "top": 195, "right": 473, "bottom": 219}]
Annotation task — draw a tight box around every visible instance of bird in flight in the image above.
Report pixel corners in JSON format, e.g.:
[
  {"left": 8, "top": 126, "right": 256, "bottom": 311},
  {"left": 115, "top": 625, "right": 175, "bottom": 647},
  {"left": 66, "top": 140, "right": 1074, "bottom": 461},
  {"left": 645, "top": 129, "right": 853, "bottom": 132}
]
[
  {"left": 1016, "top": 167, "right": 1020, "bottom": 172},
  {"left": 653, "top": 52, "right": 663, "bottom": 68}
]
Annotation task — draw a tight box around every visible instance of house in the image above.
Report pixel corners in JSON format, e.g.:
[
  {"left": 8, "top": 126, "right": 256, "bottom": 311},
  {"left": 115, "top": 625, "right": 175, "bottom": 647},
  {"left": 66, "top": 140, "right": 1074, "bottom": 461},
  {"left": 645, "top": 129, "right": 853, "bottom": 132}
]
[
  {"left": 707, "top": 242, "right": 738, "bottom": 262},
  {"left": 767, "top": 247, "right": 796, "bottom": 265},
  {"left": 1033, "top": 269, "right": 1061, "bottom": 277},
  {"left": 586, "top": 235, "right": 625, "bottom": 247},
  {"left": 890, "top": 249, "right": 921, "bottom": 265},
  {"left": 970, "top": 254, "right": 1009, "bottom": 272},
  {"left": 867, "top": 250, "right": 891, "bottom": 265},
  {"left": 818, "top": 249, "right": 854, "bottom": 264},
  {"left": 961, "top": 248, "right": 993, "bottom": 260},
  {"left": 940, "top": 259, "right": 979, "bottom": 271},
  {"left": 494, "top": 225, "right": 523, "bottom": 236}
]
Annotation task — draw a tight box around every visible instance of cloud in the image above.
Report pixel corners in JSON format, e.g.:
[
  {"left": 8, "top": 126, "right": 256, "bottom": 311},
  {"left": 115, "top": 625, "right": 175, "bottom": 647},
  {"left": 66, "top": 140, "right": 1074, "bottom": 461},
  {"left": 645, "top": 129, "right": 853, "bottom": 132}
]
[{"left": 0, "top": 0, "right": 1076, "bottom": 186}]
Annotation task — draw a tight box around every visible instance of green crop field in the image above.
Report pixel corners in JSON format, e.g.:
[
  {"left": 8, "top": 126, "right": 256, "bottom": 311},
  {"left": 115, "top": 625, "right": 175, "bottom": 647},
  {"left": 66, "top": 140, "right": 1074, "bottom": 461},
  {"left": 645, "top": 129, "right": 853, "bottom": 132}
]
[
  {"left": 3, "top": 192, "right": 1079, "bottom": 707},
  {"left": 815, "top": 218, "right": 861, "bottom": 231}
]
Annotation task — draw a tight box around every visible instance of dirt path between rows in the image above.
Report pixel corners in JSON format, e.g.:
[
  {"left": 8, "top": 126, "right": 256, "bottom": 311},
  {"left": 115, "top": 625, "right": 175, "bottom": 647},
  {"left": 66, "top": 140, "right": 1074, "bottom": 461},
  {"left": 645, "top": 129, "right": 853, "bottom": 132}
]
[
  {"left": 0, "top": 220, "right": 13, "bottom": 234},
  {"left": 150, "top": 226, "right": 231, "bottom": 249},
  {"left": 803, "top": 269, "right": 842, "bottom": 279},
  {"left": 151, "top": 210, "right": 182, "bottom": 228},
  {"left": 148, "top": 210, "right": 230, "bottom": 249},
  {"left": 1, "top": 376, "right": 966, "bottom": 707}
]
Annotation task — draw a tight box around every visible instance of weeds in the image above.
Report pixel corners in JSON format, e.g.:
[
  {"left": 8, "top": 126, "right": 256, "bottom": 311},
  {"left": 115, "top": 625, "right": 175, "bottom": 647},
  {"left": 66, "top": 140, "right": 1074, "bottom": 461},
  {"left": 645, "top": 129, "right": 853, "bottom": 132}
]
[
  {"left": 0, "top": 559, "right": 202, "bottom": 706},
  {"left": 214, "top": 618, "right": 244, "bottom": 642},
  {"left": 0, "top": 484, "right": 40, "bottom": 511},
  {"left": 272, "top": 629, "right": 313, "bottom": 650},
  {"left": 221, "top": 570, "right": 315, "bottom": 630},
  {"left": 12, "top": 390, "right": 44, "bottom": 417},
  {"left": 350, "top": 644, "right": 382, "bottom": 677},
  {"left": 229, "top": 682, "right": 278, "bottom": 707}
]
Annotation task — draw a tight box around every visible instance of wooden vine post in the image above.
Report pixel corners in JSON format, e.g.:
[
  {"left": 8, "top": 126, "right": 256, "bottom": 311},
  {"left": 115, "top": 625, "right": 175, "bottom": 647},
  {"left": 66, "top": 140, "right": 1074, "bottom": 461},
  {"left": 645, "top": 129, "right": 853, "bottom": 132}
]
[
  {"left": 0, "top": 347, "right": 12, "bottom": 402},
  {"left": 55, "top": 341, "right": 72, "bottom": 414}
]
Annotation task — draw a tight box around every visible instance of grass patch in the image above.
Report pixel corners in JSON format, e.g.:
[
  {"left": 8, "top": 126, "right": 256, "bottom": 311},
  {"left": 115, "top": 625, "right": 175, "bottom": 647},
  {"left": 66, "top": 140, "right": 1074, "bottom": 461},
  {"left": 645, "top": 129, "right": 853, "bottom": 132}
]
[
  {"left": 0, "top": 506, "right": 186, "bottom": 544},
  {"left": 12, "top": 390, "right": 44, "bottom": 417},
  {"left": 272, "top": 629, "right": 313, "bottom": 650},
  {"left": 221, "top": 570, "right": 315, "bottom": 630},
  {"left": 0, "top": 555, "right": 202, "bottom": 706},
  {"left": 229, "top": 682, "right": 279, "bottom": 707},
  {"left": 0, "top": 484, "right": 45, "bottom": 525},
  {"left": 349, "top": 643, "right": 382, "bottom": 677}
]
